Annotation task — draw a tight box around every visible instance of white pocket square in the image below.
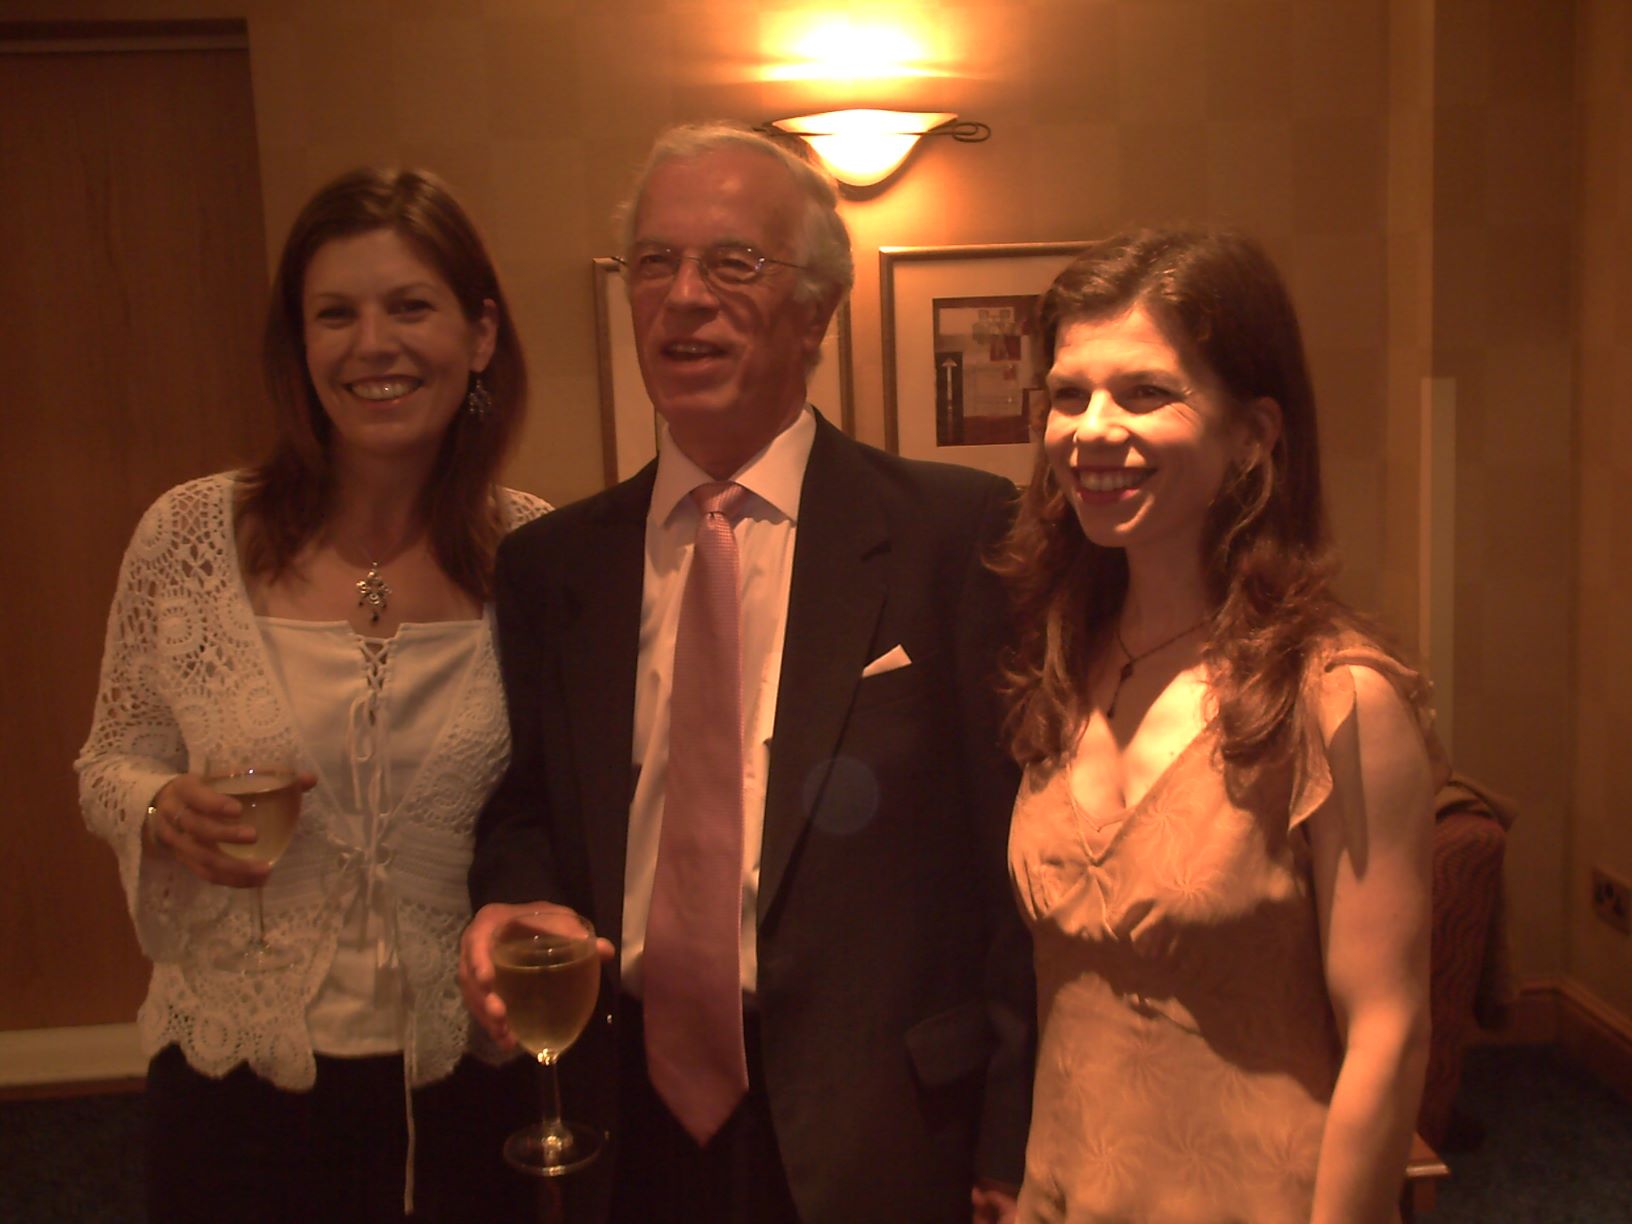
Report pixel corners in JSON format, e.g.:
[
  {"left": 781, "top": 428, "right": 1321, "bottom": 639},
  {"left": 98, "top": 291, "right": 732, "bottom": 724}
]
[{"left": 861, "top": 644, "right": 912, "bottom": 678}]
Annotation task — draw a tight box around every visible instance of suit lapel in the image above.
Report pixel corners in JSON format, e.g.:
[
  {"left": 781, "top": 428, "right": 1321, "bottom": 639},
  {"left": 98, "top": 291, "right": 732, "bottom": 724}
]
[
  {"left": 758, "top": 419, "right": 888, "bottom": 917},
  {"left": 556, "top": 467, "right": 653, "bottom": 945}
]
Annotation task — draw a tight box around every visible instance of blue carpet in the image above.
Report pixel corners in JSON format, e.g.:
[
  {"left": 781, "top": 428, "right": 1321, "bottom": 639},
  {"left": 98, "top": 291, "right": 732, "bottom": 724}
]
[
  {"left": 0, "top": 1089, "right": 145, "bottom": 1222},
  {"left": 1432, "top": 1044, "right": 1632, "bottom": 1222}
]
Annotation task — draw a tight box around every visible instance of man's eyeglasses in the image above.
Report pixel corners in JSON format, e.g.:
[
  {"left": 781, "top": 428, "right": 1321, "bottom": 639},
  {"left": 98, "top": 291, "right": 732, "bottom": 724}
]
[{"left": 616, "top": 243, "right": 807, "bottom": 289}]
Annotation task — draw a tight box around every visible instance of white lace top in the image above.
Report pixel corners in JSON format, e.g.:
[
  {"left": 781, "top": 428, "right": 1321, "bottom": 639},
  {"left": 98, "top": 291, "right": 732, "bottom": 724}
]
[
  {"left": 76, "top": 472, "right": 549, "bottom": 1090},
  {"left": 260, "top": 617, "right": 486, "bottom": 1057}
]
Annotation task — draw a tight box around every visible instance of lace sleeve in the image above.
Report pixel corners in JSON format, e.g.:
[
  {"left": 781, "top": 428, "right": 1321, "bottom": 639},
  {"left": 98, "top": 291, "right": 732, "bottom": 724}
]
[
  {"left": 75, "top": 488, "right": 225, "bottom": 959},
  {"left": 498, "top": 485, "right": 552, "bottom": 531}
]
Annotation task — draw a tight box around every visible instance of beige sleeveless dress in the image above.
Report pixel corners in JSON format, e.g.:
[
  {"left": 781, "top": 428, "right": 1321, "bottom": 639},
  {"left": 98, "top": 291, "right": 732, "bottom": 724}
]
[{"left": 1009, "top": 639, "right": 1437, "bottom": 1223}]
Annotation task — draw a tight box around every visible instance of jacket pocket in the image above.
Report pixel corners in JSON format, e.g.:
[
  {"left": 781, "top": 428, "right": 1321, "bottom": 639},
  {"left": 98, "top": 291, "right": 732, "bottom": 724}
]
[
  {"left": 850, "top": 656, "right": 935, "bottom": 714},
  {"left": 904, "top": 998, "right": 993, "bottom": 1088}
]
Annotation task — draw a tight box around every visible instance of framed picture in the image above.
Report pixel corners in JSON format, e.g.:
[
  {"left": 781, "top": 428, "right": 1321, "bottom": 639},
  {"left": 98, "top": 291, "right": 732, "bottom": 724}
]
[
  {"left": 592, "top": 257, "right": 855, "bottom": 487},
  {"left": 880, "top": 242, "right": 1087, "bottom": 484}
]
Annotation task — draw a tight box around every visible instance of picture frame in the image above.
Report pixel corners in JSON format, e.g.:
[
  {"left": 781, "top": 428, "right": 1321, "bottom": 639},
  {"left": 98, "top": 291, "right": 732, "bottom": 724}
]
[
  {"left": 880, "top": 242, "right": 1088, "bottom": 484},
  {"left": 592, "top": 257, "right": 855, "bottom": 487}
]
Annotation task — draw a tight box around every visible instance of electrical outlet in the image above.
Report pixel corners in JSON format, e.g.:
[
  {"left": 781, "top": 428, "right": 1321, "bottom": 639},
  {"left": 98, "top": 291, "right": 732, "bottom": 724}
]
[{"left": 1592, "top": 868, "right": 1631, "bottom": 935}]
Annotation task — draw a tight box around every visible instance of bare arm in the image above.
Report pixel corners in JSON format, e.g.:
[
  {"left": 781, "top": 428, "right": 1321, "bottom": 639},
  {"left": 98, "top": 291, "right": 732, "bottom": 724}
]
[{"left": 1308, "top": 664, "right": 1434, "bottom": 1223}]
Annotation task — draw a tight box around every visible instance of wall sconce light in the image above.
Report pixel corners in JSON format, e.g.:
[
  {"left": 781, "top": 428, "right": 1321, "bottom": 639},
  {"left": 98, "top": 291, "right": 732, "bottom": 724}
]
[{"left": 770, "top": 109, "right": 990, "bottom": 189}]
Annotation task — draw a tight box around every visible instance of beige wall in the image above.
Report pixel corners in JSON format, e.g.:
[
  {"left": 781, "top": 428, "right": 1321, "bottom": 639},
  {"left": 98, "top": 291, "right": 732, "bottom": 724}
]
[
  {"left": 1572, "top": 0, "right": 1632, "bottom": 1021},
  {"left": 0, "top": 0, "right": 1404, "bottom": 577},
  {"left": 3, "top": 0, "right": 1625, "bottom": 1024},
  {"left": 1427, "top": 0, "right": 1579, "bottom": 984}
]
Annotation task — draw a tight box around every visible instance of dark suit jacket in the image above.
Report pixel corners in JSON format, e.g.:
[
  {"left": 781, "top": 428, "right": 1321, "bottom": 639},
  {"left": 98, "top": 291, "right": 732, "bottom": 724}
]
[{"left": 471, "top": 413, "right": 1033, "bottom": 1222}]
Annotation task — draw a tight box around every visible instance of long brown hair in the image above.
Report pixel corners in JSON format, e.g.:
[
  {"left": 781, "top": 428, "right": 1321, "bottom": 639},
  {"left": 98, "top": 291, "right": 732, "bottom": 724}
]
[
  {"left": 238, "top": 166, "right": 527, "bottom": 601},
  {"left": 993, "top": 228, "right": 1369, "bottom": 771}
]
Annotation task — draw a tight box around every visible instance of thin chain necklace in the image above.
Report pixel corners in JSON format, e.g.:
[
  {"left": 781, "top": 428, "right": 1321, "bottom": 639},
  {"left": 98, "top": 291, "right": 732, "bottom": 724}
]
[{"left": 1105, "top": 619, "right": 1208, "bottom": 718}]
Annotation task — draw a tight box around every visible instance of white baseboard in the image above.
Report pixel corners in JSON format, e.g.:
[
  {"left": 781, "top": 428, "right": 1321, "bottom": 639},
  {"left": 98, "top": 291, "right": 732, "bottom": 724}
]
[
  {"left": 1479, "top": 974, "right": 1566, "bottom": 1044},
  {"left": 0, "top": 1022, "right": 144, "bottom": 1087},
  {"left": 1478, "top": 975, "right": 1632, "bottom": 1103},
  {"left": 1556, "top": 977, "right": 1632, "bottom": 1104}
]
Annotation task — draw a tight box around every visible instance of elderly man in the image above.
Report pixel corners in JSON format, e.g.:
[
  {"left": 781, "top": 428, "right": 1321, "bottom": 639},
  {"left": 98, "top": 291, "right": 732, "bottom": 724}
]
[{"left": 461, "top": 121, "right": 1031, "bottom": 1223}]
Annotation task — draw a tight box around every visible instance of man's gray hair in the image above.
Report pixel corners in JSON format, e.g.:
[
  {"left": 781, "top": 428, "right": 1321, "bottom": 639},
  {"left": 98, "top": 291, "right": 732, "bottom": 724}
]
[{"left": 616, "top": 120, "right": 855, "bottom": 310}]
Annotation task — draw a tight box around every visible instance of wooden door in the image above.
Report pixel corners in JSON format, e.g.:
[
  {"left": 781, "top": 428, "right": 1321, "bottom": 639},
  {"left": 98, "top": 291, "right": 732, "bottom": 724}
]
[{"left": 0, "top": 28, "right": 269, "bottom": 1032}]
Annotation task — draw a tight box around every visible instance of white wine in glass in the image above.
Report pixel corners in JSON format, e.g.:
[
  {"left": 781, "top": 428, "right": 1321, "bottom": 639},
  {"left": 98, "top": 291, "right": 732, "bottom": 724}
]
[
  {"left": 207, "top": 753, "right": 299, "bottom": 973},
  {"left": 212, "top": 770, "right": 300, "bottom": 865},
  {"left": 492, "top": 909, "right": 603, "bottom": 1176}
]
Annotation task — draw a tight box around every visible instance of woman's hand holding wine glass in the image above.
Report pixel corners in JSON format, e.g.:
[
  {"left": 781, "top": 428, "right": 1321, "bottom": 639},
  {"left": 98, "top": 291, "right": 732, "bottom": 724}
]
[
  {"left": 152, "top": 751, "right": 315, "bottom": 973},
  {"left": 145, "top": 769, "right": 314, "bottom": 888}
]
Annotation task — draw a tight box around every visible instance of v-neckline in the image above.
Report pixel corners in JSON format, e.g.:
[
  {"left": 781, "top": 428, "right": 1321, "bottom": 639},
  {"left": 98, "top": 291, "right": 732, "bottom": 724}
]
[{"left": 1063, "top": 721, "right": 1215, "bottom": 862}]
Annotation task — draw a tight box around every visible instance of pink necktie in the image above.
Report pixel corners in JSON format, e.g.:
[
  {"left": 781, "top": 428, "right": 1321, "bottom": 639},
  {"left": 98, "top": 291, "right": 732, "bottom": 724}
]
[{"left": 643, "top": 481, "right": 750, "bottom": 1144}]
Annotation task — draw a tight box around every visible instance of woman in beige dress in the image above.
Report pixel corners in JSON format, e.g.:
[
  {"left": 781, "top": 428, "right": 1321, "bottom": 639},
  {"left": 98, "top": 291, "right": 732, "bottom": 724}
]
[{"left": 994, "top": 229, "right": 1442, "bottom": 1223}]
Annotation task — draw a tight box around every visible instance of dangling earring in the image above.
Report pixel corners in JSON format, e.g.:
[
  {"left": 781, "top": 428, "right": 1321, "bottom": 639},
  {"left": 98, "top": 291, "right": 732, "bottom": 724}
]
[{"left": 464, "top": 373, "right": 492, "bottom": 420}]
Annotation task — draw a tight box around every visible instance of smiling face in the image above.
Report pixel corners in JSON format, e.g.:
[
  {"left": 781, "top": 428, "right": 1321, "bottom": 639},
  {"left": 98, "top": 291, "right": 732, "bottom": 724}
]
[
  {"left": 1044, "top": 305, "right": 1262, "bottom": 571},
  {"left": 301, "top": 227, "right": 496, "bottom": 472},
  {"left": 627, "top": 146, "right": 833, "bottom": 477}
]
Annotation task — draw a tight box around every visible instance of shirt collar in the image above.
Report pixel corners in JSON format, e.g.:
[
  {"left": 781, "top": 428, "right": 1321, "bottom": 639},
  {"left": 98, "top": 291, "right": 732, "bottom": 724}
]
[{"left": 650, "top": 405, "right": 816, "bottom": 527}]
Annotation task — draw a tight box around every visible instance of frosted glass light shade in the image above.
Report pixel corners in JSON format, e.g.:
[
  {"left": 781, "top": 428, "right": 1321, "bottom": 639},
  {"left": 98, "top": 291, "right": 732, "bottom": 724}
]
[{"left": 772, "top": 109, "right": 957, "bottom": 187}]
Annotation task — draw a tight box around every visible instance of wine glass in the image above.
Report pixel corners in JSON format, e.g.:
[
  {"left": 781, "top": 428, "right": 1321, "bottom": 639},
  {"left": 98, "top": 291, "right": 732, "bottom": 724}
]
[
  {"left": 491, "top": 907, "right": 604, "bottom": 1176},
  {"left": 206, "top": 751, "right": 300, "bottom": 973}
]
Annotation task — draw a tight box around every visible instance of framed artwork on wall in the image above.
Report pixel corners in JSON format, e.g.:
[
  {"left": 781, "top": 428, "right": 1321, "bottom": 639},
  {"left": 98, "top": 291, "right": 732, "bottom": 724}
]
[
  {"left": 592, "top": 257, "right": 855, "bottom": 487},
  {"left": 879, "top": 242, "right": 1087, "bottom": 485}
]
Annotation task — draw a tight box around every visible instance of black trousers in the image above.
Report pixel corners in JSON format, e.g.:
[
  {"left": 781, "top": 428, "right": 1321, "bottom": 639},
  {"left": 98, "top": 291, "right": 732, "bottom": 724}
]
[
  {"left": 145, "top": 1045, "right": 541, "bottom": 1223},
  {"left": 605, "top": 1001, "right": 802, "bottom": 1224}
]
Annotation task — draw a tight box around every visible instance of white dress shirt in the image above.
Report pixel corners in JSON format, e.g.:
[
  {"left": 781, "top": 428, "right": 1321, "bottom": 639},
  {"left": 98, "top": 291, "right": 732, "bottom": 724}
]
[{"left": 621, "top": 407, "right": 816, "bottom": 997}]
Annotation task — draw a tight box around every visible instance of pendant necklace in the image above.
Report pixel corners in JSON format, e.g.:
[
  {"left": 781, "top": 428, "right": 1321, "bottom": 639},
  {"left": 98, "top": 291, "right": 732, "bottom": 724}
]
[
  {"left": 349, "top": 528, "right": 407, "bottom": 626},
  {"left": 355, "top": 558, "right": 391, "bottom": 624},
  {"left": 1105, "top": 619, "right": 1208, "bottom": 718}
]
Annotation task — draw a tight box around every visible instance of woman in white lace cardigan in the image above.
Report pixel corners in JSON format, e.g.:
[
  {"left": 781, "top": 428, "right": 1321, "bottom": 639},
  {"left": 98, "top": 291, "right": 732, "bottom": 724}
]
[{"left": 77, "top": 168, "right": 549, "bottom": 1222}]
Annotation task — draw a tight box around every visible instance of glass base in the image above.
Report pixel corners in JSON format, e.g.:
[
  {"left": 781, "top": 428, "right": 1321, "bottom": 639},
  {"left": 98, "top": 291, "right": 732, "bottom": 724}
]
[
  {"left": 502, "top": 1120, "right": 603, "bottom": 1177},
  {"left": 211, "top": 940, "right": 297, "bottom": 973}
]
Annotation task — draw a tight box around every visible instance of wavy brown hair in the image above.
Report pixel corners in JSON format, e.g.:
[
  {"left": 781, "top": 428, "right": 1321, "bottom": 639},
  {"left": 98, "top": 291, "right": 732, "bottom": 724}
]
[
  {"left": 238, "top": 166, "right": 527, "bottom": 601},
  {"left": 993, "top": 228, "right": 1372, "bottom": 772}
]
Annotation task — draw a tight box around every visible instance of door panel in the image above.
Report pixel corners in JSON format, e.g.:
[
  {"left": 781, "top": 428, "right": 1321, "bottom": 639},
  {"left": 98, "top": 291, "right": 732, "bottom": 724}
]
[{"left": 0, "top": 37, "right": 268, "bottom": 1030}]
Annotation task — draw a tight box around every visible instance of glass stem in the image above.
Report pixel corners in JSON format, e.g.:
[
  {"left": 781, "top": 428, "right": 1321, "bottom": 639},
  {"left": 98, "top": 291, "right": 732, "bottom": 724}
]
[
  {"left": 540, "top": 1057, "right": 571, "bottom": 1151},
  {"left": 251, "top": 886, "right": 268, "bottom": 951}
]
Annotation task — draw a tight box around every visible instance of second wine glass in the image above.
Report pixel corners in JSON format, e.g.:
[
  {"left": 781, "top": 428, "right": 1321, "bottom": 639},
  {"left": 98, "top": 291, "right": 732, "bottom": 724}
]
[{"left": 491, "top": 907, "right": 604, "bottom": 1176}]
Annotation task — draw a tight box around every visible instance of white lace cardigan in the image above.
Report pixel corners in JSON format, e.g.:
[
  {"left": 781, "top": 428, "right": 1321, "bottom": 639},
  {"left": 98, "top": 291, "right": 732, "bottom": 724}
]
[{"left": 76, "top": 472, "right": 549, "bottom": 1090}]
